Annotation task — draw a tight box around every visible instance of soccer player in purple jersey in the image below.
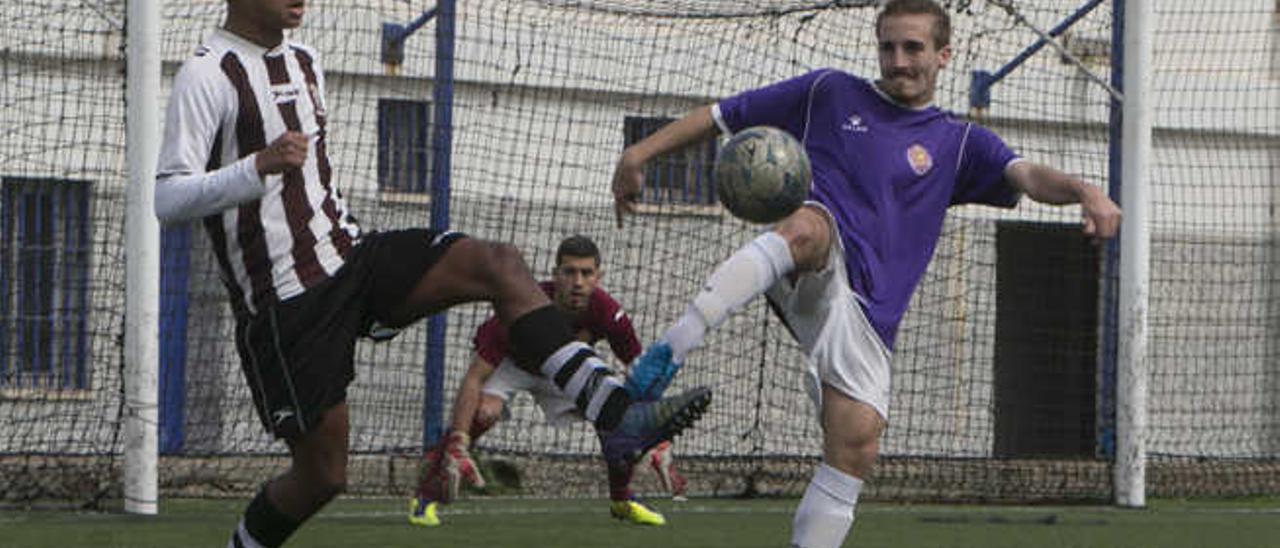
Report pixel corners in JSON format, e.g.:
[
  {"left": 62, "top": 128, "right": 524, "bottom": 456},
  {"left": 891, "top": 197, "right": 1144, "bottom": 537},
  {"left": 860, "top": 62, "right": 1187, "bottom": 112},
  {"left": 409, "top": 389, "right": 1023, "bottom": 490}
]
[
  {"left": 610, "top": 1, "right": 1121, "bottom": 546},
  {"left": 410, "top": 235, "right": 684, "bottom": 527},
  {"left": 155, "top": 2, "right": 709, "bottom": 546}
]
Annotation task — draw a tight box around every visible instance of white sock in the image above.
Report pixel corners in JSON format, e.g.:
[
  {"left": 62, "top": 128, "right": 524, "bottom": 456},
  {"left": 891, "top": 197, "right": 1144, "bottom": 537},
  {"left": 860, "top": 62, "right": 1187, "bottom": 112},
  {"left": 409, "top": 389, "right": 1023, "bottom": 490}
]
[
  {"left": 662, "top": 306, "right": 707, "bottom": 364},
  {"left": 791, "top": 463, "right": 862, "bottom": 548},
  {"left": 663, "top": 231, "right": 794, "bottom": 363}
]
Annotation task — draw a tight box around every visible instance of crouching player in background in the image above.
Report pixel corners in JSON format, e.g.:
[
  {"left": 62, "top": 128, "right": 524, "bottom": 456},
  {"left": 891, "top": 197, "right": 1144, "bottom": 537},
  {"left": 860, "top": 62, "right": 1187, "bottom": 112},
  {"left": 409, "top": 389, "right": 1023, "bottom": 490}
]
[{"left": 410, "top": 235, "right": 689, "bottom": 527}]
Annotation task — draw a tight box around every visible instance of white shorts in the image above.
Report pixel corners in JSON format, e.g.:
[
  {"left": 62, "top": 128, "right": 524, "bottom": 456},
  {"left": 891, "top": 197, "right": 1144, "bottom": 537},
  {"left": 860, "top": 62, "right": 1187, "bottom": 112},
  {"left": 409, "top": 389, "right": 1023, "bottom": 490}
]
[
  {"left": 481, "top": 359, "right": 586, "bottom": 427},
  {"left": 764, "top": 202, "right": 893, "bottom": 420}
]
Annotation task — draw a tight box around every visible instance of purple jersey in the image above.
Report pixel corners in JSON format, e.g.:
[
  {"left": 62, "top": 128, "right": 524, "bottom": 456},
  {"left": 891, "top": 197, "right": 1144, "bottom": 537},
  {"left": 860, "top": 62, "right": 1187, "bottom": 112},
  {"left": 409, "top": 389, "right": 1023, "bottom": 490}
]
[{"left": 714, "top": 69, "right": 1021, "bottom": 349}]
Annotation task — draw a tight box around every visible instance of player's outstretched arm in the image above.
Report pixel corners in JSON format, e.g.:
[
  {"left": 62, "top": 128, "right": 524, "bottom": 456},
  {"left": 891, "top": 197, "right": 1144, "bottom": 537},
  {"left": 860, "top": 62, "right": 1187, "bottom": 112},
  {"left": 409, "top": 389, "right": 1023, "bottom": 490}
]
[
  {"left": 450, "top": 353, "right": 499, "bottom": 436},
  {"left": 612, "top": 105, "right": 718, "bottom": 227},
  {"left": 1005, "top": 161, "right": 1122, "bottom": 243}
]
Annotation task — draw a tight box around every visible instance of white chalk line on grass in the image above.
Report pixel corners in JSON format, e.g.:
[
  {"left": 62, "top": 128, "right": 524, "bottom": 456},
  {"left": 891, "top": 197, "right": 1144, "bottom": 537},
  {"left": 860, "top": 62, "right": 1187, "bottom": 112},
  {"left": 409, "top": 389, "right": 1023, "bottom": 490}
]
[
  {"left": 325, "top": 504, "right": 793, "bottom": 519},
  {"left": 3, "top": 502, "right": 1275, "bottom": 522},
  {"left": 318, "top": 503, "right": 1280, "bottom": 520}
]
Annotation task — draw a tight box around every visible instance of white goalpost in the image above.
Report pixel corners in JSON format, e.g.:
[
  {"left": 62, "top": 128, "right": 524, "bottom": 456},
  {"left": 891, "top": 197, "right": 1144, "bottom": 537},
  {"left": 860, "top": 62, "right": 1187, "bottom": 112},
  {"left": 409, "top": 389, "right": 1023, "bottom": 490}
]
[
  {"left": 1115, "top": 0, "right": 1153, "bottom": 509},
  {"left": 123, "top": 0, "right": 161, "bottom": 516}
]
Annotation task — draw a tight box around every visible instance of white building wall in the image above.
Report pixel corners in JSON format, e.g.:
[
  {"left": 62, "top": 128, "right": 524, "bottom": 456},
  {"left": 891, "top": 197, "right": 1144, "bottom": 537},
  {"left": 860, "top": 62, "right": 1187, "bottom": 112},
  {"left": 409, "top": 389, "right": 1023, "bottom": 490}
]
[{"left": 0, "top": 0, "right": 1276, "bottom": 463}]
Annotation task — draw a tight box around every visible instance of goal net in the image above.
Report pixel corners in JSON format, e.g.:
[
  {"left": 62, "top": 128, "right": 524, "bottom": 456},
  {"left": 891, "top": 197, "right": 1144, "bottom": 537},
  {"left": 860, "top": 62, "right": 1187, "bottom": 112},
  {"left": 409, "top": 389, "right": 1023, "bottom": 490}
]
[{"left": 1, "top": 0, "right": 1276, "bottom": 507}]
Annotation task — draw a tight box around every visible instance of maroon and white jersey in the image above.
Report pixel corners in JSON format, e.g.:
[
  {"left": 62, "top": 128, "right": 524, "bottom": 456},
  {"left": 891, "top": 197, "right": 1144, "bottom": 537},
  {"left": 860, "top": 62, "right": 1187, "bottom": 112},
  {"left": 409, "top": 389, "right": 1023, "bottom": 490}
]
[
  {"left": 473, "top": 282, "right": 642, "bottom": 366},
  {"left": 156, "top": 29, "right": 360, "bottom": 314}
]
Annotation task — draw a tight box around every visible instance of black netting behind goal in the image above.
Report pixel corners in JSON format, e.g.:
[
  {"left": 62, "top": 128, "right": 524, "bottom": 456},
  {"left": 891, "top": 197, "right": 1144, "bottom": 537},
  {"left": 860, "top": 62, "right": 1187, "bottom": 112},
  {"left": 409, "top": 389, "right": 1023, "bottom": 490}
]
[{"left": 2, "top": 0, "right": 1277, "bottom": 508}]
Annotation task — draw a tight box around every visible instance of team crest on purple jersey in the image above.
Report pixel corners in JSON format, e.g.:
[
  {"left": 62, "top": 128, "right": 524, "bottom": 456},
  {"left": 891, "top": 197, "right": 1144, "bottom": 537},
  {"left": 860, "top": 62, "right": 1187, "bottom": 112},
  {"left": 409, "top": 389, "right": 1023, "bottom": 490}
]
[
  {"left": 713, "top": 69, "right": 1021, "bottom": 350},
  {"left": 907, "top": 143, "right": 933, "bottom": 175}
]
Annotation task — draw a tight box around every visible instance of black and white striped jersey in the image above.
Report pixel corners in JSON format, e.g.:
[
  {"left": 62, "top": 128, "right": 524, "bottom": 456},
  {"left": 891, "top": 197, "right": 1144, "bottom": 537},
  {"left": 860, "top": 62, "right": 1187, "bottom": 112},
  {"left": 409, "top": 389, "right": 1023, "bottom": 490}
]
[{"left": 156, "top": 29, "right": 361, "bottom": 314}]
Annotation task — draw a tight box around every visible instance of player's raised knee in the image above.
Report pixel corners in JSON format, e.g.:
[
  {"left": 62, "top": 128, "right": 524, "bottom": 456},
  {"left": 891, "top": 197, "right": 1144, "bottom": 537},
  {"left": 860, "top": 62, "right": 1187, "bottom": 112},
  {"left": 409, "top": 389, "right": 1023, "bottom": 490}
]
[
  {"left": 473, "top": 241, "right": 532, "bottom": 286},
  {"left": 489, "top": 241, "right": 529, "bottom": 272},
  {"left": 774, "top": 206, "right": 832, "bottom": 272},
  {"left": 824, "top": 418, "right": 882, "bottom": 478},
  {"left": 476, "top": 395, "right": 505, "bottom": 427}
]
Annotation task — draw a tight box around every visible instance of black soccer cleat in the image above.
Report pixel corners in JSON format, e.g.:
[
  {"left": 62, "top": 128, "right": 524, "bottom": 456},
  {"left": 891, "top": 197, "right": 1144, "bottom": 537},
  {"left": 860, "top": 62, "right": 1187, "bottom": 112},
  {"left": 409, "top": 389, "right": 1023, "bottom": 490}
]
[{"left": 599, "top": 386, "right": 711, "bottom": 466}]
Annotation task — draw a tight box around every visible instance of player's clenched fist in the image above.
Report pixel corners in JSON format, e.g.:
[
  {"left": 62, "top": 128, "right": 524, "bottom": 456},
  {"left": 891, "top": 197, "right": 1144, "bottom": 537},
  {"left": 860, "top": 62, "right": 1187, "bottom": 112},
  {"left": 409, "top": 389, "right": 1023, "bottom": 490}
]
[
  {"left": 610, "top": 151, "right": 645, "bottom": 227},
  {"left": 255, "top": 130, "right": 309, "bottom": 176}
]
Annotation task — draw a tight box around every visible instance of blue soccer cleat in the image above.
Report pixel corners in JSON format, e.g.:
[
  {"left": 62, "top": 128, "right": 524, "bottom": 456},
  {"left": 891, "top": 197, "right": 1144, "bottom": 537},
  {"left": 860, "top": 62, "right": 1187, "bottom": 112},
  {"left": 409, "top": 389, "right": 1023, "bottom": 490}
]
[
  {"left": 600, "top": 386, "right": 711, "bottom": 467},
  {"left": 624, "top": 342, "right": 683, "bottom": 401}
]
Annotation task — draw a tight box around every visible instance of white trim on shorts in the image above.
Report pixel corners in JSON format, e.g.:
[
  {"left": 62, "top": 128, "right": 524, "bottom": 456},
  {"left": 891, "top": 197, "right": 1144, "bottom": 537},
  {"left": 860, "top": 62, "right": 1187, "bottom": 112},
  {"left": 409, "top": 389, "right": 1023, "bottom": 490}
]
[
  {"left": 481, "top": 358, "right": 582, "bottom": 427},
  {"left": 764, "top": 201, "right": 893, "bottom": 421}
]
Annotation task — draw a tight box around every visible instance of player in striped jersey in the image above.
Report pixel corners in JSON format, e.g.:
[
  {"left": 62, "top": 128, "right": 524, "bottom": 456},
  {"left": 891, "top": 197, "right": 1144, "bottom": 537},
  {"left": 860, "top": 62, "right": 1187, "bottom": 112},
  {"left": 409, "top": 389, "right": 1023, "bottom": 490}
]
[
  {"left": 155, "top": 2, "right": 709, "bottom": 547},
  {"left": 409, "top": 235, "right": 687, "bottom": 527}
]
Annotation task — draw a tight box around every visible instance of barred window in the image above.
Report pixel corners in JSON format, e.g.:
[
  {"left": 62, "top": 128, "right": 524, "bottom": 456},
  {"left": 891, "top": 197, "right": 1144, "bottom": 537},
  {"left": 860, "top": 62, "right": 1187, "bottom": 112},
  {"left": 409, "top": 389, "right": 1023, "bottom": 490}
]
[
  {"left": 377, "top": 98, "right": 433, "bottom": 194},
  {"left": 0, "top": 178, "right": 93, "bottom": 391},
  {"left": 624, "top": 116, "right": 718, "bottom": 207}
]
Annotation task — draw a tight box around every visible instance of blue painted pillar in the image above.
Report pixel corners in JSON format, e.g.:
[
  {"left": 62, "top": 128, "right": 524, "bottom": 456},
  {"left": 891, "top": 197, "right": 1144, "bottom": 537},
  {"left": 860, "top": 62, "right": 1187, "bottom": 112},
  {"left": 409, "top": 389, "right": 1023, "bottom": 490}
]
[
  {"left": 1098, "top": 0, "right": 1124, "bottom": 459},
  {"left": 424, "top": 0, "right": 457, "bottom": 448},
  {"left": 158, "top": 224, "right": 192, "bottom": 454}
]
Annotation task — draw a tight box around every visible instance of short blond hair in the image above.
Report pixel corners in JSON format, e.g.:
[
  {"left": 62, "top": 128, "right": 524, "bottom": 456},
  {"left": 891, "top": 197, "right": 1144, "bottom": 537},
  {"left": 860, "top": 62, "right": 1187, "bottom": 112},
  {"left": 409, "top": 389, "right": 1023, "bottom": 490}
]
[{"left": 876, "top": 0, "right": 951, "bottom": 49}]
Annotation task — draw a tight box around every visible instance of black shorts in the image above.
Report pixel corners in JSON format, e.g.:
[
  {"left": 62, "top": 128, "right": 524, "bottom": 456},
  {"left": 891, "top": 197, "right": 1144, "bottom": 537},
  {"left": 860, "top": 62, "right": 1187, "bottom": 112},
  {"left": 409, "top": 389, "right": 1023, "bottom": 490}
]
[{"left": 234, "top": 229, "right": 465, "bottom": 439}]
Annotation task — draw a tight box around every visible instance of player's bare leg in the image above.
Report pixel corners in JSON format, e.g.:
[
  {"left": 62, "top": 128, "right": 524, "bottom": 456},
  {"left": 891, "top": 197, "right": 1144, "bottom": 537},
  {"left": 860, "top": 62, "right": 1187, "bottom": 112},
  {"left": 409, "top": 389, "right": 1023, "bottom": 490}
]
[
  {"left": 231, "top": 403, "right": 351, "bottom": 546},
  {"left": 380, "top": 237, "right": 549, "bottom": 327},
  {"left": 820, "top": 386, "right": 882, "bottom": 478},
  {"left": 775, "top": 205, "right": 834, "bottom": 273},
  {"left": 791, "top": 385, "right": 883, "bottom": 548},
  {"left": 271, "top": 403, "right": 352, "bottom": 519}
]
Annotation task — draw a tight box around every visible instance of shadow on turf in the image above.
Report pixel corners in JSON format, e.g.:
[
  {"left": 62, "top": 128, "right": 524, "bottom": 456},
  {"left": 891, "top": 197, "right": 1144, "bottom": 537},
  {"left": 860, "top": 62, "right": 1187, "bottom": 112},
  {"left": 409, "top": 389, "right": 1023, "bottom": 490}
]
[{"left": 917, "top": 514, "right": 1109, "bottom": 526}]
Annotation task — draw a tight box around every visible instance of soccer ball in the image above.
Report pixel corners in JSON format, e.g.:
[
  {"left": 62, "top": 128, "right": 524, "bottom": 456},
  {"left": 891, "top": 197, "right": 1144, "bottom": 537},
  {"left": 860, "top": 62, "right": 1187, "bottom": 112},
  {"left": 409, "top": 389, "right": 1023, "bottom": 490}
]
[{"left": 713, "top": 126, "right": 812, "bottom": 224}]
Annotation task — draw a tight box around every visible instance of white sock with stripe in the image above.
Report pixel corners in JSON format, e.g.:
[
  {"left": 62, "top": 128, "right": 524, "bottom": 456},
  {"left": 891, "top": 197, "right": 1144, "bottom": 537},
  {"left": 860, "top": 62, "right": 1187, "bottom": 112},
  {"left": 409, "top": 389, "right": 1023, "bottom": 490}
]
[{"left": 540, "top": 341, "right": 629, "bottom": 429}]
